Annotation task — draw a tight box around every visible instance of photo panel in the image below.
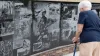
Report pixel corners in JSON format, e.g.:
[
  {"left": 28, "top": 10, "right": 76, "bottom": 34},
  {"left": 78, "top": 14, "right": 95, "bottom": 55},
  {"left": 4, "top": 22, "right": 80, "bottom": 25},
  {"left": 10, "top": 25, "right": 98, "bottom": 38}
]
[
  {"left": 0, "top": 35, "right": 13, "bottom": 56},
  {"left": 33, "top": 2, "right": 61, "bottom": 54},
  {"left": 61, "top": 3, "right": 78, "bottom": 45},
  {"left": 17, "top": 39, "right": 30, "bottom": 56},
  {"left": 0, "top": 1, "right": 14, "bottom": 37},
  {"left": 13, "top": 1, "right": 32, "bottom": 51}
]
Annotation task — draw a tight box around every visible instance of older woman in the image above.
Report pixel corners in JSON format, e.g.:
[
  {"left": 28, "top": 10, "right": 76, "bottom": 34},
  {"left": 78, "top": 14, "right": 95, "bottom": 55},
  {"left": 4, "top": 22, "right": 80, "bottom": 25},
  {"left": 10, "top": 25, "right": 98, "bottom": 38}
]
[{"left": 72, "top": 0, "right": 100, "bottom": 56}]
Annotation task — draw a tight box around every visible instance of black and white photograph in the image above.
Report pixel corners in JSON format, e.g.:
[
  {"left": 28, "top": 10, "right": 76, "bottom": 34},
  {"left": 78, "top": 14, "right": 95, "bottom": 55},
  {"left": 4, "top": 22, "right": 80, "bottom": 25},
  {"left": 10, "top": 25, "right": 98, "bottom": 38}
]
[
  {"left": 33, "top": 2, "right": 60, "bottom": 53},
  {"left": 17, "top": 39, "right": 30, "bottom": 56},
  {"left": 0, "top": 37, "right": 13, "bottom": 56},
  {"left": 13, "top": 2, "right": 32, "bottom": 49},
  {"left": 0, "top": 1, "right": 14, "bottom": 36},
  {"left": 47, "top": 2, "right": 60, "bottom": 48},
  {"left": 61, "top": 3, "right": 78, "bottom": 45}
]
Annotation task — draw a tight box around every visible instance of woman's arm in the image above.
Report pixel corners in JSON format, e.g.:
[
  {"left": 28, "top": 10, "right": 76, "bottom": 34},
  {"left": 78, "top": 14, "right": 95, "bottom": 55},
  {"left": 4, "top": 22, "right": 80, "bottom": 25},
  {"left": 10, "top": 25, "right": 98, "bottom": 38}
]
[
  {"left": 72, "top": 24, "right": 84, "bottom": 43},
  {"left": 75, "top": 24, "right": 84, "bottom": 38}
]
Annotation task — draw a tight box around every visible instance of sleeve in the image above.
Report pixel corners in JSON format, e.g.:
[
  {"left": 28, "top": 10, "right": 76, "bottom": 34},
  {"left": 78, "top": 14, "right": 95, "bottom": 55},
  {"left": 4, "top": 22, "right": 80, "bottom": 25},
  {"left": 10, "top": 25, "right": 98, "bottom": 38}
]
[{"left": 78, "top": 12, "right": 87, "bottom": 24}]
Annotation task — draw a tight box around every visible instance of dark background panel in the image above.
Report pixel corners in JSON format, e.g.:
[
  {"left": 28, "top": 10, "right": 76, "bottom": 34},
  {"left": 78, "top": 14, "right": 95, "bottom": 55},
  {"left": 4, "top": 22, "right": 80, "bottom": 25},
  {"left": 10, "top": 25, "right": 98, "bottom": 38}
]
[
  {"left": 13, "top": 1, "right": 32, "bottom": 56},
  {"left": 32, "top": 2, "right": 61, "bottom": 54},
  {"left": 0, "top": 1, "right": 14, "bottom": 36},
  {"left": 60, "top": 3, "right": 78, "bottom": 45},
  {"left": 0, "top": 35, "right": 13, "bottom": 56}
]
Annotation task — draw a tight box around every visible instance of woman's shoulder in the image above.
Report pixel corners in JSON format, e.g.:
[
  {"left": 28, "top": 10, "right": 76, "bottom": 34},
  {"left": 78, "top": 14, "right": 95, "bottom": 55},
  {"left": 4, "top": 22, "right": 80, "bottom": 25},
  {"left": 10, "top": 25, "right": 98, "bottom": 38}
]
[{"left": 80, "top": 10, "right": 92, "bottom": 14}]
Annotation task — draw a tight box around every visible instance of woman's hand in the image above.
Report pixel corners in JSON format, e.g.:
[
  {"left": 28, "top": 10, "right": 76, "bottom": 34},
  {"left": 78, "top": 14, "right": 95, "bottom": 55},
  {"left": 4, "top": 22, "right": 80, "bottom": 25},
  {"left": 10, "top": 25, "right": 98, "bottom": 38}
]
[{"left": 72, "top": 37, "right": 79, "bottom": 43}]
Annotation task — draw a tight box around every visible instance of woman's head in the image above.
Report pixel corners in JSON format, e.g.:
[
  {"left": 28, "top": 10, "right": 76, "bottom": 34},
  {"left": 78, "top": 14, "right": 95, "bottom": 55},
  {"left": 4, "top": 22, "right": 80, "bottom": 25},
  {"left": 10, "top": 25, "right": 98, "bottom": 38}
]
[{"left": 78, "top": 0, "right": 92, "bottom": 12}]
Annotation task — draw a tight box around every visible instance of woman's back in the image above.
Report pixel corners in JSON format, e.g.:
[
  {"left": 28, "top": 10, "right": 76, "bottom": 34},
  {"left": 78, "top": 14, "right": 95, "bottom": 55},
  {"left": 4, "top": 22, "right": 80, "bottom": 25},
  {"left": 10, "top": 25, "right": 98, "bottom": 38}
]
[{"left": 79, "top": 10, "right": 100, "bottom": 43}]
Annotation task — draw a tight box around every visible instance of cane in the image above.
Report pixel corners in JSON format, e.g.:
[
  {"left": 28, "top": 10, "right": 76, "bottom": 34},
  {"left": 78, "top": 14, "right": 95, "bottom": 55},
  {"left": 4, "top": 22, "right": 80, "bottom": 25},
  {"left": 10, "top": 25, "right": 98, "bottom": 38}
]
[{"left": 73, "top": 42, "right": 77, "bottom": 56}]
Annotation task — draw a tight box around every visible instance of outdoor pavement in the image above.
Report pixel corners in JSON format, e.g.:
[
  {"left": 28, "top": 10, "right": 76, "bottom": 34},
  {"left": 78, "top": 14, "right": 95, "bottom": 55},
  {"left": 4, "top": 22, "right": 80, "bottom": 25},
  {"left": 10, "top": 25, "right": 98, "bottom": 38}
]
[{"left": 63, "top": 51, "right": 79, "bottom": 56}]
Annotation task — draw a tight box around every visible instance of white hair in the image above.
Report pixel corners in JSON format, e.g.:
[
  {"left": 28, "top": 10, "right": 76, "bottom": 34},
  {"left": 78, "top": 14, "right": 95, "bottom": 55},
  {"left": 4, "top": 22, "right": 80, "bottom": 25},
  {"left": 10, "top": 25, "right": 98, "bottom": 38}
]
[{"left": 78, "top": 0, "right": 92, "bottom": 10}]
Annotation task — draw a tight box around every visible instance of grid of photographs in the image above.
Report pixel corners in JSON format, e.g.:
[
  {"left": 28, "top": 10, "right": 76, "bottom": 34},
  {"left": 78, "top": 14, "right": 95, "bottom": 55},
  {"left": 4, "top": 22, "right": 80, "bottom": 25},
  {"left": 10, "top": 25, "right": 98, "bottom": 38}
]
[{"left": 0, "top": 0, "right": 99, "bottom": 56}]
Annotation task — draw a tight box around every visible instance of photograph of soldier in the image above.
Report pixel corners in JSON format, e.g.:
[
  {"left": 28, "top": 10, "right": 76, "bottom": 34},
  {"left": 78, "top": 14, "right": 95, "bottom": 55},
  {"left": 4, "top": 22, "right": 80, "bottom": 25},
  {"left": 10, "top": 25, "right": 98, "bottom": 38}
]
[
  {"left": 33, "top": 2, "right": 60, "bottom": 53},
  {"left": 33, "top": 2, "right": 50, "bottom": 52}
]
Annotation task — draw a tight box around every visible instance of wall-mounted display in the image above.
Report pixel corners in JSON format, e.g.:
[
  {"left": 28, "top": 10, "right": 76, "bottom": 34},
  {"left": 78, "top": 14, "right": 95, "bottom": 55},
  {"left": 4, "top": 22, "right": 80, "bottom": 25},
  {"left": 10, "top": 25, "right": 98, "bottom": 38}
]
[
  {"left": 0, "top": 1, "right": 14, "bottom": 37},
  {"left": 0, "top": 0, "right": 100, "bottom": 56},
  {"left": 13, "top": 1, "right": 32, "bottom": 56},
  {"left": 60, "top": 3, "right": 78, "bottom": 45},
  {"left": 32, "top": 2, "right": 60, "bottom": 53}
]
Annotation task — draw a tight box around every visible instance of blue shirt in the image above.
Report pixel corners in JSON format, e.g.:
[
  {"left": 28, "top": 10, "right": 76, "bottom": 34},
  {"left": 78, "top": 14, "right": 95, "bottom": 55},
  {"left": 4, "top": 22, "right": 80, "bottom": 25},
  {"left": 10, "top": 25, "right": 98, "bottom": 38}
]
[{"left": 78, "top": 10, "right": 100, "bottom": 43}]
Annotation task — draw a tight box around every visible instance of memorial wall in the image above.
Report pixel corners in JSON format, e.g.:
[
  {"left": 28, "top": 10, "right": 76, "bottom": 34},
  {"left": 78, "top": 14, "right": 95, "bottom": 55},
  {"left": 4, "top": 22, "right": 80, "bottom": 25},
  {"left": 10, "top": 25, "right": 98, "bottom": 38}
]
[{"left": 0, "top": 0, "right": 100, "bottom": 56}]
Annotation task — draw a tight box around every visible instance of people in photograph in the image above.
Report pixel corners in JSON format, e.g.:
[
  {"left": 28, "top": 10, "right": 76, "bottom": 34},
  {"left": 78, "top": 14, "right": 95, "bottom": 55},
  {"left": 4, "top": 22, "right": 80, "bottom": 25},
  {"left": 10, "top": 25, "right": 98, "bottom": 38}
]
[
  {"left": 48, "top": 3, "right": 60, "bottom": 20},
  {"left": 41, "top": 10, "right": 47, "bottom": 24},
  {"left": 49, "top": 3, "right": 60, "bottom": 15}
]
